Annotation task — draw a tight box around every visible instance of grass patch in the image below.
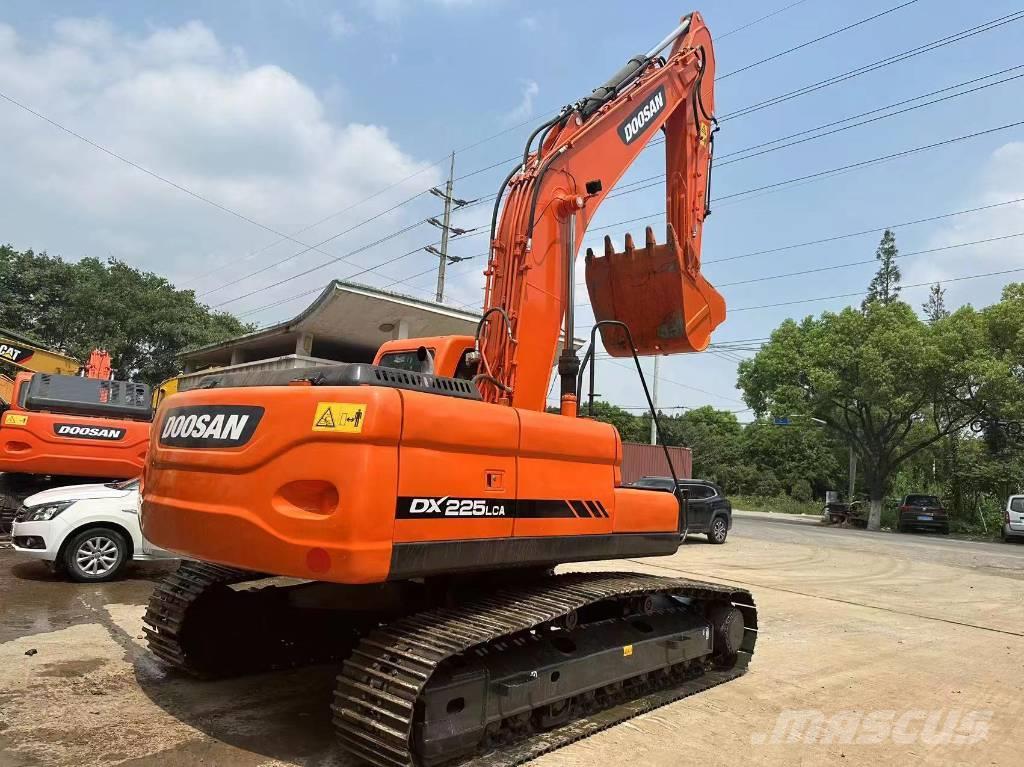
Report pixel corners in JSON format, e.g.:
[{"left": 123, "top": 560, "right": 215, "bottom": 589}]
[{"left": 731, "top": 495, "right": 821, "bottom": 516}]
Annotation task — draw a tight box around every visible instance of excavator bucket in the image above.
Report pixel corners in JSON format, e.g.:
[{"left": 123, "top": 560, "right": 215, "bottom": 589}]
[{"left": 585, "top": 224, "right": 725, "bottom": 356}]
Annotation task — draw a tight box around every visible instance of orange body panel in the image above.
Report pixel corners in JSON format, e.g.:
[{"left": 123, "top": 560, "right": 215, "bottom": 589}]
[
  {"left": 143, "top": 385, "right": 402, "bottom": 584},
  {"left": 0, "top": 374, "right": 149, "bottom": 479},
  {"left": 141, "top": 384, "right": 680, "bottom": 583},
  {"left": 514, "top": 409, "right": 616, "bottom": 537}
]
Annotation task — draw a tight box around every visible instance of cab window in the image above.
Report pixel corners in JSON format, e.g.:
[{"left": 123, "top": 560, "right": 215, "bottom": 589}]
[
  {"left": 378, "top": 349, "right": 435, "bottom": 374},
  {"left": 453, "top": 349, "right": 479, "bottom": 381}
]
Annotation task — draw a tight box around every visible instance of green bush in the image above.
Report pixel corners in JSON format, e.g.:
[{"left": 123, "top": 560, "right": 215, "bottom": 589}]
[{"left": 790, "top": 479, "right": 813, "bottom": 502}]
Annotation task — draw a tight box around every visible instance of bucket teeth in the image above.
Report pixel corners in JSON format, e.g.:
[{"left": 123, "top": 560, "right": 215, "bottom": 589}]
[
  {"left": 666, "top": 223, "right": 679, "bottom": 252},
  {"left": 603, "top": 235, "right": 614, "bottom": 258},
  {"left": 645, "top": 226, "right": 657, "bottom": 251},
  {"left": 585, "top": 246, "right": 596, "bottom": 262},
  {"left": 623, "top": 232, "right": 635, "bottom": 256}
]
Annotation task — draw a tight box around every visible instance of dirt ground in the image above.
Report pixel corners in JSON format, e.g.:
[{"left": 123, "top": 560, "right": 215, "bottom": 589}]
[{"left": 1, "top": 512, "right": 1021, "bottom": 767}]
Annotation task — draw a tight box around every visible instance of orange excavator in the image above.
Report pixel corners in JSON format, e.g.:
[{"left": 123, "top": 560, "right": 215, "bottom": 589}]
[
  {"left": 0, "top": 328, "right": 152, "bottom": 532},
  {"left": 141, "top": 12, "right": 756, "bottom": 766}
]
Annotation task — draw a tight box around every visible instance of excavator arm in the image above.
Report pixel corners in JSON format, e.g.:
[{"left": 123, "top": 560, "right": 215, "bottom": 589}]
[{"left": 480, "top": 13, "right": 724, "bottom": 412}]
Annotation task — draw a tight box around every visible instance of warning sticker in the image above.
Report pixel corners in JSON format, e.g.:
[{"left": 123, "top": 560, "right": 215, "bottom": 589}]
[
  {"left": 3, "top": 413, "right": 28, "bottom": 427},
  {"left": 623, "top": 644, "right": 633, "bottom": 657},
  {"left": 312, "top": 402, "right": 366, "bottom": 433}
]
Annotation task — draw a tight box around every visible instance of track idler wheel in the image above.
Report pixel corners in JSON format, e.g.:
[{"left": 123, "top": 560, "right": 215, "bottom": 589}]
[{"left": 707, "top": 602, "right": 745, "bottom": 663}]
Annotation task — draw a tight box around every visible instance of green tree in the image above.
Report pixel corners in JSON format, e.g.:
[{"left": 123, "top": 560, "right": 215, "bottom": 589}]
[
  {"left": 742, "top": 419, "right": 841, "bottom": 497},
  {"left": 662, "top": 406, "right": 745, "bottom": 489},
  {"left": 582, "top": 401, "right": 648, "bottom": 443},
  {"left": 737, "top": 301, "right": 996, "bottom": 530},
  {"left": 862, "top": 229, "right": 901, "bottom": 310},
  {"left": 921, "top": 282, "right": 949, "bottom": 324},
  {"left": 0, "top": 245, "right": 251, "bottom": 384}
]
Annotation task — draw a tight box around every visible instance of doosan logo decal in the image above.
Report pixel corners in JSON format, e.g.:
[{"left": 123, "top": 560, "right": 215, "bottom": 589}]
[
  {"left": 159, "top": 405, "right": 264, "bottom": 448},
  {"left": 618, "top": 86, "right": 666, "bottom": 145},
  {"left": 54, "top": 423, "right": 126, "bottom": 441}
]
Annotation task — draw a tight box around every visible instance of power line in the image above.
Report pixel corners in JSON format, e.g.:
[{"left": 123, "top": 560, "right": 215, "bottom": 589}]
[
  {"left": 717, "top": 0, "right": 921, "bottom": 79},
  {"left": 601, "top": 358, "right": 748, "bottom": 404},
  {"left": 628, "top": 62, "right": 1024, "bottom": 168},
  {"left": 569, "top": 220, "right": 1024, "bottom": 306},
  {"left": 245, "top": 251, "right": 487, "bottom": 325},
  {"left": 213, "top": 221, "right": 427, "bottom": 309},
  {"left": 730, "top": 266, "right": 1024, "bottom": 313},
  {"left": 719, "top": 9, "right": 1024, "bottom": 120},
  {"left": 605, "top": 118, "right": 1024, "bottom": 203},
  {"left": 716, "top": 0, "right": 815, "bottom": 40},
  {"left": 706, "top": 196, "right": 1024, "bottom": 265},
  {"left": 183, "top": 188, "right": 430, "bottom": 288},
  {"left": 417, "top": 191, "right": 1024, "bottom": 309},
  {"left": 716, "top": 231, "right": 1024, "bottom": 288}
]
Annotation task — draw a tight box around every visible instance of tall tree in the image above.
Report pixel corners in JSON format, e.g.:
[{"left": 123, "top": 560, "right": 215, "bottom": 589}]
[
  {"left": 737, "top": 301, "right": 997, "bottom": 530},
  {"left": 922, "top": 282, "right": 949, "bottom": 323},
  {"left": 0, "top": 245, "right": 252, "bottom": 384},
  {"left": 862, "top": 229, "right": 901, "bottom": 310}
]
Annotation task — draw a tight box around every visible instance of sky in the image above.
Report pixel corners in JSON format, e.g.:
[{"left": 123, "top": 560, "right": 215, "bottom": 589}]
[{"left": 1, "top": 0, "right": 1022, "bottom": 419}]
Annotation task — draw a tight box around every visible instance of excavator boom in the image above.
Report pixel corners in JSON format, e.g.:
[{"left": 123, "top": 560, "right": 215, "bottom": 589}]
[{"left": 479, "top": 13, "right": 724, "bottom": 411}]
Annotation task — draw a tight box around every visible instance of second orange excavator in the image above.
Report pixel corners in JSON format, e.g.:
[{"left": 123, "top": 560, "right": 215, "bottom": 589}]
[
  {"left": 0, "top": 328, "right": 152, "bottom": 532},
  {"left": 141, "top": 12, "right": 755, "bottom": 767}
]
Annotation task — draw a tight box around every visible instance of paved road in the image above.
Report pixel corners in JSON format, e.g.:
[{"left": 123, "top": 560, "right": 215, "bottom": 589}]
[
  {"left": 731, "top": 509, "right": 1024, "bottom": 578},
  {"left": 1, "top": 512, "right": 1021, "bottom": 767}
]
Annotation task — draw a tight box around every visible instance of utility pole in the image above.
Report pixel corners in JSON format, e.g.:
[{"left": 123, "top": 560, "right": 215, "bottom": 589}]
[
  {"left": 650, "top": 356, "right": 661, "bottom": 445},
  {"left": 425, "top": 152, "right": 477, "bottom": 303},
  {"left": 435, "top": 153, "right": 455, "bottom": 302},
  {"left": 848, "top": 446, "right": 857, "bottom": 501}
]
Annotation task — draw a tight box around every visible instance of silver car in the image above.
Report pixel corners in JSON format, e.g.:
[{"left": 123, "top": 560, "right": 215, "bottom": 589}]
[{"left": 1003, "top": 496, "right": 1024, "bottom": 542}]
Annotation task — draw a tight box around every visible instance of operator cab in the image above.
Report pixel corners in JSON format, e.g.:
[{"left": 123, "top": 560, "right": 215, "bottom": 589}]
[{"left": 374, "top": 335, "right": 478, "bottom": 381}]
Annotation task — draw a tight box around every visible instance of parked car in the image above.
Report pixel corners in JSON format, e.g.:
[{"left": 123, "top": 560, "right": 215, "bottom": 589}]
[
  {"left": 1002, "top": 495, "right": 1024, "bottom": 542},
  {"left": 10, "top": 479, "right": 177, "bottom": 581},
  {"left": 629, "top": 476, "right": 732, "bottom": 544},
  {"left": 896, "top": 494, "right": 949, "bottom": 534}
]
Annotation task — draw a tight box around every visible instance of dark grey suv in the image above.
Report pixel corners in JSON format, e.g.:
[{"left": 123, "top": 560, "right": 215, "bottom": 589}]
[{"left": 629, "top": 477, "right": 733, "bottom": 544}]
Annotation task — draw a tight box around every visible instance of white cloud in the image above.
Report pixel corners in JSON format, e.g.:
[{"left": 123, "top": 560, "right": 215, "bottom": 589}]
[
  {"left": 0, "top": 17, "right": 439, "bottom": 314},
  {"left": 327, "top": 11, "right": 355, "bottom": 39},
  {"left": 901, "top": 142, "right": 1024, "bottom": 311},
  {"left": 505, "top": 79, "right": 539, "bottom": 123}
]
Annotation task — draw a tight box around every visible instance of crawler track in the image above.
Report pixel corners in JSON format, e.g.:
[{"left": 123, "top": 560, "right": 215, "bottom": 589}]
[
  {"left": 143, "top": 560, "right": 357, "bottom": 676},
  {"left": 333, "top": 571, "right": 757, "bottom": 767},
  {"left": 145, "top": 564, "right": 756, "bottom": 766}
]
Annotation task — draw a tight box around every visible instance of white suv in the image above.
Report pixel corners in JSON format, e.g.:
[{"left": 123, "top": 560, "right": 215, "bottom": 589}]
[
  {"left": 10, "top": 479, "right": 177, "bottom": 581},
  {"left": 1003, "top": 495, "right": 1024, "bottom": 542}
]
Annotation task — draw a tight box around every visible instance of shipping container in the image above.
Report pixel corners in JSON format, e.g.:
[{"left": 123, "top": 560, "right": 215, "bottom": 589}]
[{"left": 621, "top": 442, "right": 692, "bottom": 484}]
